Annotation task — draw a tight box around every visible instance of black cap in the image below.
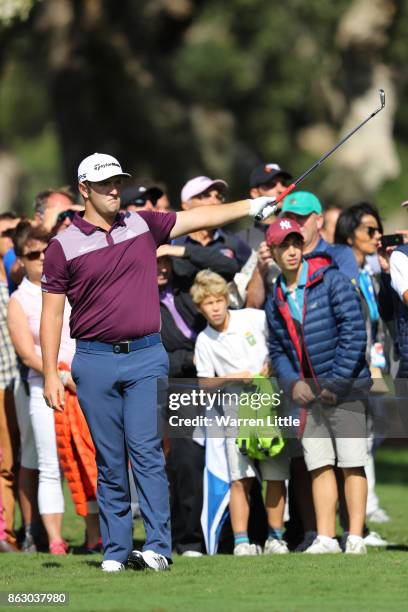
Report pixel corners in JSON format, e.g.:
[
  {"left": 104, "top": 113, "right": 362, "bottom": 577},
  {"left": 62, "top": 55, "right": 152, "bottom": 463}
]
[
  {"left": 249, "top": 163, "right": 292, "bottom": 188},
  {"left": 120, "top": 185, "right": 164, "bottom": 209}
]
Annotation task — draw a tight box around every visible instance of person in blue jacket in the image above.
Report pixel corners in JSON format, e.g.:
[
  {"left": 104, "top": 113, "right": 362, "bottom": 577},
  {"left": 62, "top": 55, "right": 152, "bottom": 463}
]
[{"left": 265, "top": 217, "right": 371, "bottom": 555}]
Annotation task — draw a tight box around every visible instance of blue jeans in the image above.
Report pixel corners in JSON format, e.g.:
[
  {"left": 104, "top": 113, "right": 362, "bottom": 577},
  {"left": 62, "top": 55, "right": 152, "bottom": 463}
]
[{"left": 71, "top": 340, "right": 171, "bottom": 563}]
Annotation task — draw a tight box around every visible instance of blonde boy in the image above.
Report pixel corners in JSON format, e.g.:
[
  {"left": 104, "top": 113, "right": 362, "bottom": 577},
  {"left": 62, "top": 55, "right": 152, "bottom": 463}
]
[{"left": 191, "top": 270, "right": 289, "bottom": 555}]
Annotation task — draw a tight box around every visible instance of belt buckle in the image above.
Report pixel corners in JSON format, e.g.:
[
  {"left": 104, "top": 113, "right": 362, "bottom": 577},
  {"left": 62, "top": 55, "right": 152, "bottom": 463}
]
[{"left": 113, "top": 341, "right": 130, "bottom": 354}]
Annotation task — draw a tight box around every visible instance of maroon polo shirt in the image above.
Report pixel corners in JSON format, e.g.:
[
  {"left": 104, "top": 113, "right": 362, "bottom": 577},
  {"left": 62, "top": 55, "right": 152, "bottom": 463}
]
[{"left": 41, "top": 210, "right": 177, "bottom": 342}]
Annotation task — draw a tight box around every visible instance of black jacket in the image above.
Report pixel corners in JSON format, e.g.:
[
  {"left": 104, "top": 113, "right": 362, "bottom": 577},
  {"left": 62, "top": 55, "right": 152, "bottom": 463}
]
[
  {"left": 160, "top": 244, "right": 238, "bottom": 377},
  {"left": 171, "top": 243, "right": 238, "bottom": 291},
  {"left": 160, "top": 290, "right": 205, "bottom": 377}
]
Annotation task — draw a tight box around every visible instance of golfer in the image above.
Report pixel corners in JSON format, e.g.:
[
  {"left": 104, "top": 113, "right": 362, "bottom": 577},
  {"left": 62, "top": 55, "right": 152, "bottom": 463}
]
[{"left": 40, "top": 153, "right": 274, "bottom": 572}]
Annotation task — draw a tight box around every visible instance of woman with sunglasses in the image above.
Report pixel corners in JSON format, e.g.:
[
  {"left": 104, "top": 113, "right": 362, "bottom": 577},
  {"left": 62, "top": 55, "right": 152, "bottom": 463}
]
[
  {"left": 7, "top": 223, "right": 100, "bottom": 553},
  {"left": 334, "top": 203, "right": 386, "bottom": 365},
  {"left": 334, "top": 202, "right": 392, "bottom": 528}
]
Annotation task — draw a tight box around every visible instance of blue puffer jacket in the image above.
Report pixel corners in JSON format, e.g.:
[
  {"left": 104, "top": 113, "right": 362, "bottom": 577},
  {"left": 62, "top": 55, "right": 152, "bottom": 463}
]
[{"left": 265, "top": 253, "right": 371, "bottom": 400}]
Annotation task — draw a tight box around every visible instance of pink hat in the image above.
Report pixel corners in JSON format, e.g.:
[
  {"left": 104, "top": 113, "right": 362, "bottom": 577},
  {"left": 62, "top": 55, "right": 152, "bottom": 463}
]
[
  {"left": 266, "top": 218, "right": 303, "bottom": 247},
  {"left": 181, "top": 176, "right": 228, "bottom": 202}
]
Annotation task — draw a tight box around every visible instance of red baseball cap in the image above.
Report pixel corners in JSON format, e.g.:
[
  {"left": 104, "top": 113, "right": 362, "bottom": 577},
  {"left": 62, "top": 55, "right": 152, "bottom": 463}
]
[{"left": 266, "top": 218, "right": 303, "bottom": 247}]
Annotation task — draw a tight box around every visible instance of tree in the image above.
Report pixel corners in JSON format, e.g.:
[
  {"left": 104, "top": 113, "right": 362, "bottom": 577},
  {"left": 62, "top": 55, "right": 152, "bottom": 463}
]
[{"left": 0, "top": 0, "right": 407, "bottom": 212}]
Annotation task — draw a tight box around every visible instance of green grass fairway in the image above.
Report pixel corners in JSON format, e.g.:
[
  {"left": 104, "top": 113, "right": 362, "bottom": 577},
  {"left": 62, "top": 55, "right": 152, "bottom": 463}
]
[{"left": 1, "top": 446, "right": 407, "bottom": 612}]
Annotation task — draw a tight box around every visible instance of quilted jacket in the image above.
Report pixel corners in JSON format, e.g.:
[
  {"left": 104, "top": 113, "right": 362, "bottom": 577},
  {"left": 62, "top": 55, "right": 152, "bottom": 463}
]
[
  {"left": 54, "top": 364, "right": 97, "bottom": 516},
  {"left": 265, "top": 253, "right": 371, "bottom": 401}
]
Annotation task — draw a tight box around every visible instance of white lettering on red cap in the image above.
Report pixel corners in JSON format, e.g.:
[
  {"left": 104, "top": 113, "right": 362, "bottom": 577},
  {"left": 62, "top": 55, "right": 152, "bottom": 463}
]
[{"left": 280, "top": 220, "right": 292, "bottom": 230}]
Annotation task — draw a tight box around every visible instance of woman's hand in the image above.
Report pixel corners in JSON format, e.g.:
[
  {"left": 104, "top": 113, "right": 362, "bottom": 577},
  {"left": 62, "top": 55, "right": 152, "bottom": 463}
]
[
  {"left": 65, "top": 375, "right": 77, "bottom": 394},
  {"left": 377, "top": 248, "right": 391, "bottom": 273},
  {"left": 58, "top": 369, "right": 76, "bottom": 394}
]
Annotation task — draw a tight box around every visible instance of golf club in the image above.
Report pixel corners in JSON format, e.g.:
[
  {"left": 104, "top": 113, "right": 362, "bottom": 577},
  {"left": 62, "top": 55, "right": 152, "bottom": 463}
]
[{"left": 256, "top": 88, "right": 386, "bottom": 220}]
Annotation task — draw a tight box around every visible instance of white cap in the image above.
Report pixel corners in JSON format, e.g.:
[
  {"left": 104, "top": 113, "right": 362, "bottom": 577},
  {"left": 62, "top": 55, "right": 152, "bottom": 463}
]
[
  {"left": 401, "top": 200, "right": 408, "bottom": 208},
  {"left": 77, "top": 153, "right": 131, "bottom": 183},
  {"left": 181, "top": 176, "right": 228, "bottom": 202}
]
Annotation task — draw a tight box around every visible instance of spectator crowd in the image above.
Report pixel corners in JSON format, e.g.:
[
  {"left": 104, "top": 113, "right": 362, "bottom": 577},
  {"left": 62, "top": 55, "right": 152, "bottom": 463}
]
[{"left": 1, "top": 159, "right": 406, "bottom": 562}]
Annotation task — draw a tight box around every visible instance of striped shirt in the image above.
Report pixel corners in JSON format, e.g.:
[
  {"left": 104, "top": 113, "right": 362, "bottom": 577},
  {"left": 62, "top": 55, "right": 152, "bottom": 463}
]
[{"left": 0, "top": 282, "right": 18, "bottom": 388}]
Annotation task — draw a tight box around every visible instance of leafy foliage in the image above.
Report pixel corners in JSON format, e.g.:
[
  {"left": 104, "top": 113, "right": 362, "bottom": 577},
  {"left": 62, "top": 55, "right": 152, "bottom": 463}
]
[{"left": 0, "top": 0, "right": 407, "bottom": 212}]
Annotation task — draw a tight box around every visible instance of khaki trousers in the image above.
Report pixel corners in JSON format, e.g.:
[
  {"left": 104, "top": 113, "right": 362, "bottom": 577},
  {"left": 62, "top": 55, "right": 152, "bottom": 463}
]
[{"left": 0, "top": 386, "right": 20, "bottom": 544}]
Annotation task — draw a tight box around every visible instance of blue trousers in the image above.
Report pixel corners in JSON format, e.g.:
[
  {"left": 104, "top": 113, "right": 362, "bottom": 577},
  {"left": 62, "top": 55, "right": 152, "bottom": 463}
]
[{"left": 71, "top": 340, "right": 171, "bottom": 563}]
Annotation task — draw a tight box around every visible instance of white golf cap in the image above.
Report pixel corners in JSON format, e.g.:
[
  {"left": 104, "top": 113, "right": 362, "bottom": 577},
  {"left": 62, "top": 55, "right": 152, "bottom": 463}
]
[
  {"left": 77, "top": 153, "right": 131, "bottom": 183},
  {"left": 401, "top": 199, "right": 408, "bottom": 207},
  {"left": 181, "top": 176, "right": 228, "bottom": 202}
]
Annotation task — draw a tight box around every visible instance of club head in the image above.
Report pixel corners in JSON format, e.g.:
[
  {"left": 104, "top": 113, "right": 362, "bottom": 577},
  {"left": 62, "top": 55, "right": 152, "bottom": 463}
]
[{"left": 379, "top": 89, "right": 385, "bottom": 108}]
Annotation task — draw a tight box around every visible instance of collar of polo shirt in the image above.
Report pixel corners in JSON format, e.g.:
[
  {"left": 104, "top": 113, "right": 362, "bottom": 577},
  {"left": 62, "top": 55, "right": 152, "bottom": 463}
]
[{"left": 73, "top": 210, "right": 126, "bottom": 235}]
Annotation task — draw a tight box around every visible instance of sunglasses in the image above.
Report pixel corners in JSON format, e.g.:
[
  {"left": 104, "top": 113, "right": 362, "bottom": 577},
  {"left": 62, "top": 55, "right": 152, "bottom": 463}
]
[
  {"left": 57, "top": 209, "right": 76, "bottom": 223},
  {"left": 22, "top": 249, "right": 47, "bottom": 261},
  {"left": 265, "top": 177, "right": 291, "bottom": 188},
  {"left": 362, "top": 225, "right": 381, "bottom": 238},
  {"left": 196, "top": 191, "right": 226, "bottom": 202}
]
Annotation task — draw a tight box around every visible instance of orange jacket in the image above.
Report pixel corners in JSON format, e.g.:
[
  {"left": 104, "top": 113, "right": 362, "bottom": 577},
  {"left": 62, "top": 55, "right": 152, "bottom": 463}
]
[{"left": 54, "top": 373, "right": 98, "bottom": 517}]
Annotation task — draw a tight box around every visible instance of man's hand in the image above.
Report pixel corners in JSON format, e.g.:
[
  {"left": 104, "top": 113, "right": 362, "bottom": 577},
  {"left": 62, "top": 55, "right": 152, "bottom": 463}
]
[
  {"left": 319, "top": 388, "right": 337, "bottom": 406},
  {"left": 248, "top": 196, "right": 278, "bottom": 219},
  {"left": 156, "top": 244, "right": 186, "bottom": 258},
  {"left": 257, "top": 241, "right": 274, "bottom": 274},
  {"left": 292, "top": 380, "right": 315, "bottom": 405},
  {"left": 43, "top": 372, "right": 65, "bottom": 412}
]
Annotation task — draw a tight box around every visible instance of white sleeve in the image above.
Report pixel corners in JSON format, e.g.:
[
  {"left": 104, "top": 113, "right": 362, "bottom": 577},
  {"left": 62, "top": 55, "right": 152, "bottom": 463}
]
[
  {"left": 390, "top": 251, "right": 408, "bottom": 300},
  {"left": 194, "top": 334, "right": 216, "bottom": 378}
]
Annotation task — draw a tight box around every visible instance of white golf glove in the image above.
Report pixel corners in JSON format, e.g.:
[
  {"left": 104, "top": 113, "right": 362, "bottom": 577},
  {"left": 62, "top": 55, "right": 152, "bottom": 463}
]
[{"left": 248, "top": 196, "right": 278, "bottom": 220}]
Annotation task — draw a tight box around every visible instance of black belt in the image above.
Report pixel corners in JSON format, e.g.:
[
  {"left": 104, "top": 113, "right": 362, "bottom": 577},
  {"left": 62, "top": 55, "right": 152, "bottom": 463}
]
[{"left": 76, "top": 333, "right": 161, "bottom": 354}]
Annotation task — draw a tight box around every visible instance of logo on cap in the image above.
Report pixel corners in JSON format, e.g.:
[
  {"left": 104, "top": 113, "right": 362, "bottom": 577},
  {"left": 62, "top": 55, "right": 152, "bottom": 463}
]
[
  {"left": 265, "top": 163, "right": 281, "bottom": 173},
  {"left": 280, "top": 220, "right": 292, "bottom": 230},
  {"left": 94, "top": 162, "right": 120, "bottom": 171}
]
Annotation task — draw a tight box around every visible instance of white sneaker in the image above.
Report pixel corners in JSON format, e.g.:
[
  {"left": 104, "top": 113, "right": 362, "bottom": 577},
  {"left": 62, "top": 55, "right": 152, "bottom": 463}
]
[
  {"left": 364, "top": 531, "right": 389, "bottom": 547},
  {"left": 345, "top": 537, "right": 367, "bottom": 555},
  {"left": 263, "top": 538, "right": 289, "bottom": 554},
  {"left": 128, "top": 549, "right": 169, "bottom": 571},
  {"left": 367, "top": 508, "right": 390, "bottom": 524},
  {"left": 304, "top": 537, "right": 341, "bottom": 554},
  {"left": 295, "top": 531, "right": 317, "bottom": 552},
  {"left": 181, "top": 550, "right": 203, "bottom": 557},
  {"left": 101, "top": 560, "right": 125, "bottom": 572},
  {"left": 233, "top": 542, "right": 261, "bottom": 556}
]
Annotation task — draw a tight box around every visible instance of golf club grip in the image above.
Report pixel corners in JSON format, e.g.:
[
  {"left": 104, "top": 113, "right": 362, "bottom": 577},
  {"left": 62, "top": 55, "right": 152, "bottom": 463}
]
[{"left": 254, "top": 182, "right": 296, "bottom": 221}]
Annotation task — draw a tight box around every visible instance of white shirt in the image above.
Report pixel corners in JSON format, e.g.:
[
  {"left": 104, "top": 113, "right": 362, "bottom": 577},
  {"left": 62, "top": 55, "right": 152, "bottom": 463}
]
[
  {"left": 195, "top": 308, "right": 269, "bottom": 377},
  {"left": 390, "top": 250, "right": 408, "bottom": 301},
  {"left": 11, "top": 277, "right": 75, "bottom": 380}
]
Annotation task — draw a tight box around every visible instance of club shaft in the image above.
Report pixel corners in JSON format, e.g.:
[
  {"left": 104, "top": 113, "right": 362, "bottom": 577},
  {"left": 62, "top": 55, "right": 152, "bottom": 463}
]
[
  {"left": 254, "top": 90, "right": 385, "bottom": 221},
  {"left": 294, "top": 107, "right": 382, "bottom": 187}
]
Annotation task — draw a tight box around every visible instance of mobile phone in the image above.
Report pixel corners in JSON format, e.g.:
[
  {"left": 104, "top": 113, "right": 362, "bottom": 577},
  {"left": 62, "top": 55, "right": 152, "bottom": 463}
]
[{"left": 381, "top": 234, "right": 404, "bottom": 248}]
